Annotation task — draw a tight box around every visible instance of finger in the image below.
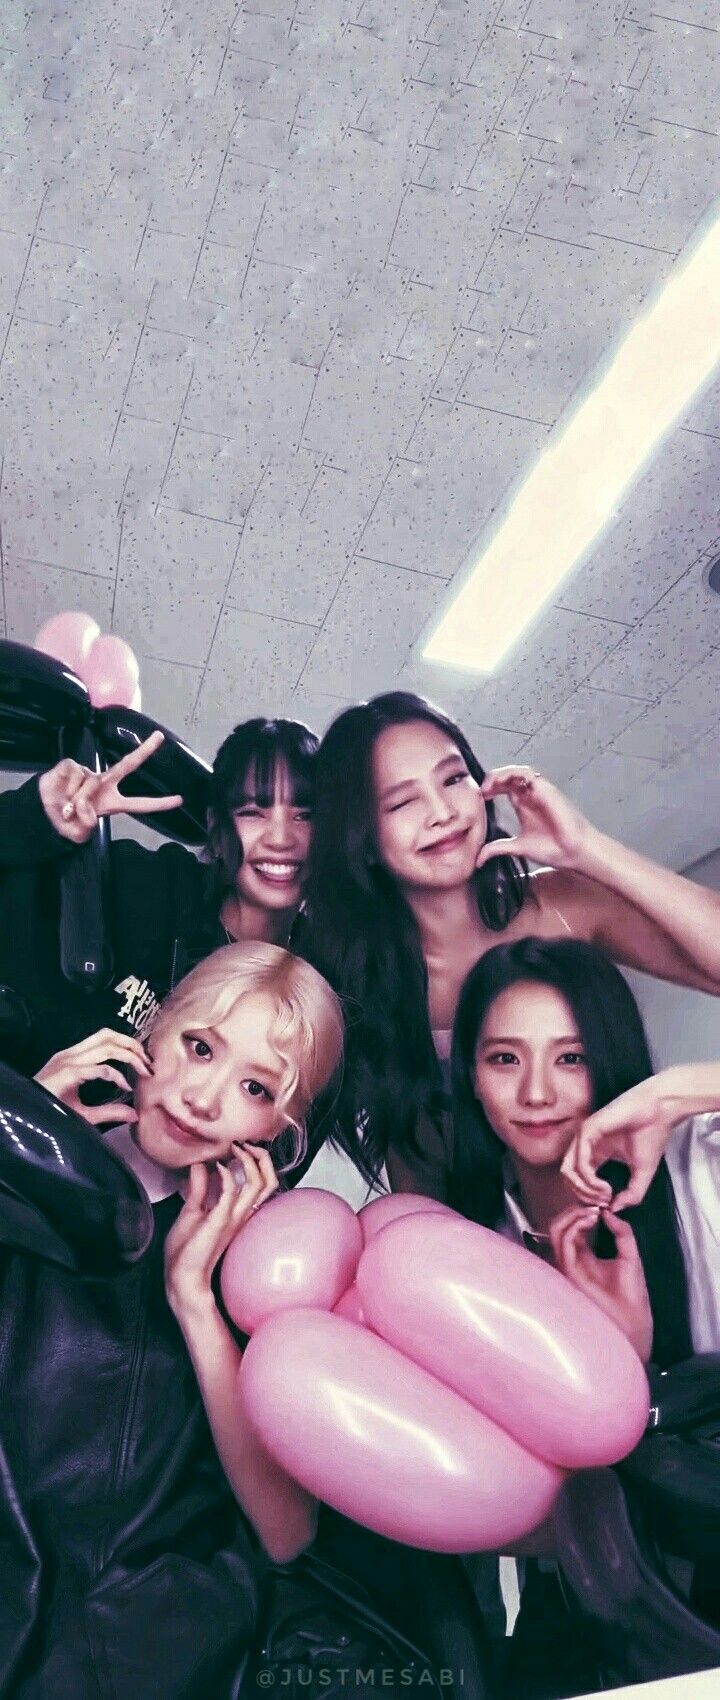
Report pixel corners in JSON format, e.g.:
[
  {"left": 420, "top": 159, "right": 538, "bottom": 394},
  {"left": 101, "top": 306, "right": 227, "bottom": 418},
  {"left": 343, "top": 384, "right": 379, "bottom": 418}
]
[
  {"left": 551, "top": 1208, "right": 599, "bottom": 1275},
  {"left": 186, "top": 1163, "right": 210, "bottom": 1210},
  {"left": 69, "top": 776, "right": 101, "bottom": 831},
  {"left": 112, "top": 792, "right": 184, "bottom": 818},
  {"left": 560, "top": 1145, "right": 613, "bottom": 1205},
  {"left": 83, "top": 1103, "right": 139, "bottom": 1126},
  {"left": 232, "top": 1143, "right": 264, "bottom": 1187},
  {"left": 72, "top": 1033, "right": 154, "bottom": 1075},
  {"left": 92, "top": 1064, "right": 136, "bottom": 1092},
  {"left": 608, "top": 1170, "right": 652, "bottom": 1212},
  {"left": 103, "top": 731, "right": 165, "bottom": 788},
  {"left": 244, "top": 1144, "right": 280, "bottom": 1205},
  {"left": 599, "top": 1211, "right": 639, "bottom": 1262},
  {"left": 481, "top": 767, "right": 539, "bottom": 798},
  {"left": 59, "top": 766, "right": 91, "bottom": 811}
]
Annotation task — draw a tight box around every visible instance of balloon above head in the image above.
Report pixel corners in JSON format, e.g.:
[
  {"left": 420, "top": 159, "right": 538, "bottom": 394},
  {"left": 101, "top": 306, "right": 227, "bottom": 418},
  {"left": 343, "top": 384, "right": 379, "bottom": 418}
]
[
  {"left": 0, "top": 1061, "right": 153, "bottom": 1273},
  {"left": 34, "top": 611, "right": 101, "bottom": 677},
  {"left": 83, "top": 633, "right": 140, "bottom": 709},
  {"left": 221, "top": 1189, "right": 363, "bottom": 1335}
]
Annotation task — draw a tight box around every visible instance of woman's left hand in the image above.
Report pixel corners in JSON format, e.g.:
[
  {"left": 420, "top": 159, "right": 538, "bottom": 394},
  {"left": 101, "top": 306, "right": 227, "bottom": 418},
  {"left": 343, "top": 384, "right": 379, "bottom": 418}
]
[
  {"left": 550, "top": 1205, "right": 654, "bottom": 1364},
  {"left": 164, "top": 1144, "right": 278, "bottom": 1322},
  {"left": 477, "top": 767, "right": 592, "bottom": 872}
]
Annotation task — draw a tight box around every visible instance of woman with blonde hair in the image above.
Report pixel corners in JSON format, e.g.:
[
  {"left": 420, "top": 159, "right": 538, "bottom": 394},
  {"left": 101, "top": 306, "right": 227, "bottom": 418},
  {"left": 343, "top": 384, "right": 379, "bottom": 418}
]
[{"left": 0, "top": 942, "right": 344, "bottom": 1700}]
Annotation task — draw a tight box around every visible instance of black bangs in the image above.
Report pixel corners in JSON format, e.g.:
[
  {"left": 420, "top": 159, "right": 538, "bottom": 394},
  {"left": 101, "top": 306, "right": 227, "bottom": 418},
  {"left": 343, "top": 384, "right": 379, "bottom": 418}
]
[
  {"left": 213, "top": 719, "right": 318, "bottom": 816},
  {"left": 229, "top": 742, "right": 315, "bottom": 812}
]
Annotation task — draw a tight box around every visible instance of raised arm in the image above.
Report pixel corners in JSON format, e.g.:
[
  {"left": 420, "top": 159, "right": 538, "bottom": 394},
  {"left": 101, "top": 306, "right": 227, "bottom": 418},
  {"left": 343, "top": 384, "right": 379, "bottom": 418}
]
[
  {"left": 0, "top": 731, "right": 183, "bottom": 870},
  {"left": 561, "top": 1062, "right": 720, "bottom": 1210},
  {"left": 479, "top": 767, "right": 720, "bottom": 994},
  {"left": 164, "top": 1155, "right": 319, "bottom": 1564}
]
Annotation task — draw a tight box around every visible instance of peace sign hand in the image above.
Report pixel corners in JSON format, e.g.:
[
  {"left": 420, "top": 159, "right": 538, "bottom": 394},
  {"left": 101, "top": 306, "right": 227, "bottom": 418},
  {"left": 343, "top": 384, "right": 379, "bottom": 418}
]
[
  {"left": 477, "top": 766, "right": 591, "bottom": 872},
  {"left": 38, "top": 731, "right": 184, "bottom": 844}
]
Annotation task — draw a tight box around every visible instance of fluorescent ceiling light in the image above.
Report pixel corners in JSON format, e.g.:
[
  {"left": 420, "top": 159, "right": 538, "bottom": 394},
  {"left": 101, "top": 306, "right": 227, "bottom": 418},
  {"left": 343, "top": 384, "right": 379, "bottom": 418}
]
[{"left": 423, "top": 211, "right": 720, "bottom": 673}]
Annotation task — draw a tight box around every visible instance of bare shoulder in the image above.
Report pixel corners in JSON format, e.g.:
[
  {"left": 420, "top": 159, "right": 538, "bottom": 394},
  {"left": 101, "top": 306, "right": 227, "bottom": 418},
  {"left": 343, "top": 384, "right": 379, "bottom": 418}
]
[{"left": 519, "top": 867, "right": 599, "bottom": 941}]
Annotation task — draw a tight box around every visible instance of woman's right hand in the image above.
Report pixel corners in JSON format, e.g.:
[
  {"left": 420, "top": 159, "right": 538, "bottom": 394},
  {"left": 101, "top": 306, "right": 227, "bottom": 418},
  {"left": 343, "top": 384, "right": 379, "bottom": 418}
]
[
  {"left": 34, "top": 1028, "right": 153, "bottom": 1123},
  {"left": 38, "top": 730, "right": 183, "bottom": 844}
]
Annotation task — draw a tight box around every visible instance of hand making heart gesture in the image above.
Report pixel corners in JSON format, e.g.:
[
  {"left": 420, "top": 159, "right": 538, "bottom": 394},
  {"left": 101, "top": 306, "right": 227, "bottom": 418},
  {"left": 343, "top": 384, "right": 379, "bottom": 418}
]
[{"left": 477, "top": 766, "right": 592, "bottom": 872}]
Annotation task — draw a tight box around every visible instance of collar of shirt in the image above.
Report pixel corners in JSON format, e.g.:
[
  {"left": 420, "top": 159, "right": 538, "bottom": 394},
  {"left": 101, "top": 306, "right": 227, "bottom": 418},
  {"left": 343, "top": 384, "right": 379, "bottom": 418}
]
[
  {"left": 499, "top": 1164, "right": 552, "bottom": 1253},
  {"left": 103, "top": 1124, "right": 251, "bottom": 1208},
  {"left": 103, "top": 1123, "right": 182, "bottom": 1204}
]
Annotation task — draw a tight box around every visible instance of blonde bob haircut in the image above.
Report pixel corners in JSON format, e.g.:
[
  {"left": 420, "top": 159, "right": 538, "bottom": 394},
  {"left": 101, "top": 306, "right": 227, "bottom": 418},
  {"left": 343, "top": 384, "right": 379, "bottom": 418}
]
[{"left": 150, "top": 941, "right": 344, "bottom": 1169}]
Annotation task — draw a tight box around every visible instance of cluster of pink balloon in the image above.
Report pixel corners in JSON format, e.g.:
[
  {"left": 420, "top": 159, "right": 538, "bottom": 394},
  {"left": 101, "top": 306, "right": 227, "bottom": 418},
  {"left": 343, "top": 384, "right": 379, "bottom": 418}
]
[
  {"left": 34, "top": 611, "right": 141, "bottom": 711},
  {"left": 221, "top": 1191, "right": 650, "bottom": 1553}
]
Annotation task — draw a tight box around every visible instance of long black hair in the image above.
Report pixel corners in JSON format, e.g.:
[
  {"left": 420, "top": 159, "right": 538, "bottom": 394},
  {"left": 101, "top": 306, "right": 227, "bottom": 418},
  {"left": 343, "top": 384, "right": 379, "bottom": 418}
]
[
  {"left": 450, "top": 937, "right": 693, "bottom": 1368},
  {"left": 297, "top": 692, "right": 527, "bottom": 1182},
  {"left": 206, "top": 718, "right": 318, "bottom": 899}
]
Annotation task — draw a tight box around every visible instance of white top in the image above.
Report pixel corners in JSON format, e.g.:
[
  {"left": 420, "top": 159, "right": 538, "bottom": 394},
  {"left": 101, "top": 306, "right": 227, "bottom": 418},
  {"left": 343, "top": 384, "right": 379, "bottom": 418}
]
[
  {"left": 501, "top": 1115, "right": 720, "bottom": 1354},
  {"left": 664, "top": 1113, "right": 720, "bottom": 1353}
]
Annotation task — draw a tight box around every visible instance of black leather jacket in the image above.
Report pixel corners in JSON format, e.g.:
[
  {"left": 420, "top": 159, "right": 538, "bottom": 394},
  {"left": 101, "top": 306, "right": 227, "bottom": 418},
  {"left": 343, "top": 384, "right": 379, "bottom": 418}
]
[{"left": 0, "top": 1195, "right": 264, "bottom": 1700}]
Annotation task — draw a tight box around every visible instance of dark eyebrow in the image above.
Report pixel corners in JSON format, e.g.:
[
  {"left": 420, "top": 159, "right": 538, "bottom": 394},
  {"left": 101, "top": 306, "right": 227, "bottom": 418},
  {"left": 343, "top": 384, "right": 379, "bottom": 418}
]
[
  {"left": 378, "top": 753, "right": 467, "bottom": 804},
  {"left": 479, "top": 1033, "right": 583, "bottom": 1046}
]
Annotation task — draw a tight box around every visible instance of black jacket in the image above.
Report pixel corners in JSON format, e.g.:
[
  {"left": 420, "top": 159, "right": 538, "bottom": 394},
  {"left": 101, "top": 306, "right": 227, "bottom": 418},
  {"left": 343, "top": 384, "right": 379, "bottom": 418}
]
[
  {"left": 0, "top": 1195, "right": 264, "bottom": 1699},
  {"left": 0, "top": 779, "right": 224, "bottom": 1074}
]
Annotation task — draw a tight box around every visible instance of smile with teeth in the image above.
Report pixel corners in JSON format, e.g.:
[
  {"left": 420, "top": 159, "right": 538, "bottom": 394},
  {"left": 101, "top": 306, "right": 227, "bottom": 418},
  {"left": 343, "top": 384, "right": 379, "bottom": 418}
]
[{"left": 252, "top": 861, "right": 301, "bottom": 881}]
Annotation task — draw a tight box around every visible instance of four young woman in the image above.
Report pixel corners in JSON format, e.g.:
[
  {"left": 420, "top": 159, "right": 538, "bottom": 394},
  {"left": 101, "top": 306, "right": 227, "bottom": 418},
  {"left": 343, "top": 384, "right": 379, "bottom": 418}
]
[{"left": 1, "top": 688, "right": 719, "bottom": 1695}]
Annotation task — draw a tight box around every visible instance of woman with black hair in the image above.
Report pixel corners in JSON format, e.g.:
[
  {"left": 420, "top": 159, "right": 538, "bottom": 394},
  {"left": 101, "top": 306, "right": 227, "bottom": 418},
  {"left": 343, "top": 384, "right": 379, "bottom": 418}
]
[
  {"left": 297, "top": 692, "right": 720, "bottom": 1198},
  {"left": 449, "top": 936, "right": 704, "bottom": 1366},
  {"left": 0, "top": 718, "right": 316, "bottom": 1075},
  {"left": 449, "top": 936, "right": 719, "bottom": 1699}
]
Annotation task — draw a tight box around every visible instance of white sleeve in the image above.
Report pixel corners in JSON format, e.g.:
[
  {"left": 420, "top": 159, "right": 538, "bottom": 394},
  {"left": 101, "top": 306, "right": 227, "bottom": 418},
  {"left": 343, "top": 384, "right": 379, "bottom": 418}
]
[{"left": 664, "top": 1115, "right": 720, "bottom": 1354}]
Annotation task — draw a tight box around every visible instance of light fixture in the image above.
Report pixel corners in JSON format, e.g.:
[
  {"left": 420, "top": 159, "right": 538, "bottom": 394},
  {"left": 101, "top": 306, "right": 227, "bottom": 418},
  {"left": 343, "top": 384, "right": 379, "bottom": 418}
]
[{"left": 423, "top": 210, "right": 720, "bottom": 673}]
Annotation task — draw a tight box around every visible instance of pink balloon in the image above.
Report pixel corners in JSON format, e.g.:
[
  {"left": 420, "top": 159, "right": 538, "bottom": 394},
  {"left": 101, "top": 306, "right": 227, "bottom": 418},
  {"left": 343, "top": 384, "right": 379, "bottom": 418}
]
[
  {"left": 221, "top": 1190, "right": 362, "bottom": 1335},
  {"left": 359, "top": 1192, "right": 456, "bottom": 1245},
  {"left": 240, "top": 1310, "right": 563, "bottom": 1551},
  {"left": 333, "top": 1282, "right": 366, "bottom": 1326},
  {"left": 356, "top": 1215, "right": 649, "bottom": 1469},
  {"left": 34, "top": 611, "right": 100, "bottom": 677},
  {"left": 130, "top": 684, "right": 142, "bottom": 712},
  {"left": 83, "top": 634, "right": 140, "bottom": 709}
]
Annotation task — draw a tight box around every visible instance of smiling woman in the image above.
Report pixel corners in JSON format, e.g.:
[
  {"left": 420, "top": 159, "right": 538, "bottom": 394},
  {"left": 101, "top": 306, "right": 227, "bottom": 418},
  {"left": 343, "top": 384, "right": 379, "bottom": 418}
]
[
  {"left": 0, "top": 717, "right": 318, "bottom": 1079},
  {"left": 297, "top": 690, "right": 720, "bottom": 1201},
  {"left": 1, "top": 942, "right": 344, "bottom": 1700}
]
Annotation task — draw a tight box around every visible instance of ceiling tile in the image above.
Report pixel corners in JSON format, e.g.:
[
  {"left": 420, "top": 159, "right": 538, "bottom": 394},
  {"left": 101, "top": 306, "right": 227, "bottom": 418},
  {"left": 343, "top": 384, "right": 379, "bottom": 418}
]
[
  {"left": 139, "top": 656, "right": 203, "bottom": 739},
  {"left": 462, "top": 607, "right": 630, "bottom": 735},
  {"left": 518, "top": 686, "right": 647, "bottom": 783},
  {"left": 299, "top": 557, "right": 447, "bottom": 697},
  {"left": 587, "top": 556, "right": 720, "bottom": 700},
  {"left": 4, "top": 556, "right": 114, "bottom": 645},
  {"left": 113, "top": 508, "right": 239, "bottom": 666},
  {"left": 193, "top": 606, "right": 318, "bottom": 751},
  {"left": 611, "top": 648, "right": 720, "bottom": 762}
]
